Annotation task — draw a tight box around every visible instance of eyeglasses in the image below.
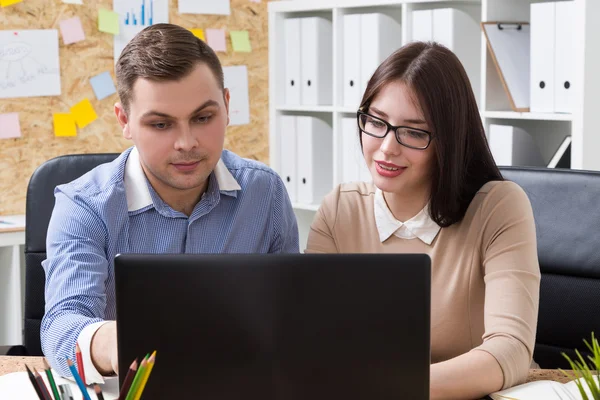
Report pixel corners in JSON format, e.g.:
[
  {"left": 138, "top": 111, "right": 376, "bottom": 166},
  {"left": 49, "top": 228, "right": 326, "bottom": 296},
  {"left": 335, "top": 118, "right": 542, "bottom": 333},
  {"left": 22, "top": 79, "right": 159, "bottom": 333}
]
[{"left": 357, "top": 110, "right": 434, "bottom": 150}]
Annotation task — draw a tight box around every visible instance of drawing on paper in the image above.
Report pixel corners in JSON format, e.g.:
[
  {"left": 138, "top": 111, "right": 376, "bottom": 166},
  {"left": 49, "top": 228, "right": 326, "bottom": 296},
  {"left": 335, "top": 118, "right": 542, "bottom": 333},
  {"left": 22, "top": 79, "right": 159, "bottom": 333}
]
[{"left": 0, "top": 30, "right": 61, "bottom": 99}]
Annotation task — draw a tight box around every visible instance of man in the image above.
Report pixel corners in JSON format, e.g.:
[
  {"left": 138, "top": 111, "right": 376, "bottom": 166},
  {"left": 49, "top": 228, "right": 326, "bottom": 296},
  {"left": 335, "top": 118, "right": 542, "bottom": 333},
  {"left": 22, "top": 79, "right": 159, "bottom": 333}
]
[{"left": 41, "top": 23, "right": 299, "bottom": 382}]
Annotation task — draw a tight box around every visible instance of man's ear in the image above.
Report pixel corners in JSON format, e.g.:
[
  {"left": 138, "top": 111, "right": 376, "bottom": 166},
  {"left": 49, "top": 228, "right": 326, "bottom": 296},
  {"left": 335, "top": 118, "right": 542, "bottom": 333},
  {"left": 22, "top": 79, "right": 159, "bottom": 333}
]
[
  {"left": 223, "top": 88, "right": 231, "bottom": 126},
  {"left": 114, "top": 103, "right": 131, "bottom": 139}
]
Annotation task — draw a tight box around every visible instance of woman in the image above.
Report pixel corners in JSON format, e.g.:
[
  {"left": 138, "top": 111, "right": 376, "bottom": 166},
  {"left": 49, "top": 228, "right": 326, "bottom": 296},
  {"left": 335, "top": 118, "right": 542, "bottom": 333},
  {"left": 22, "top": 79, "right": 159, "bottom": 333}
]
[{"left": 305, "top": 42, "right": 540, "bottom": 399}]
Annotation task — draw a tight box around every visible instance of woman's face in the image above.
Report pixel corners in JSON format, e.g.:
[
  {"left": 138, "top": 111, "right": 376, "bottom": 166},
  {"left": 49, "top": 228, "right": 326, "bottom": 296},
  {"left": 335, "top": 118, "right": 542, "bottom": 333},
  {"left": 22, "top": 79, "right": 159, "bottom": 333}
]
[{"left": 361, "top": 81, "right": 436, "bottom": 198}]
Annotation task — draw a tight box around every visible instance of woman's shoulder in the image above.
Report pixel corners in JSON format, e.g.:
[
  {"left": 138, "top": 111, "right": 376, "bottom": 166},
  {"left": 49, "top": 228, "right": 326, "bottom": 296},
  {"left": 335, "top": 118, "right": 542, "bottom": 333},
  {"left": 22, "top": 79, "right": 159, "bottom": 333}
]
[{"left": 471, "top": 179, "right": 533, "bottom": 220}]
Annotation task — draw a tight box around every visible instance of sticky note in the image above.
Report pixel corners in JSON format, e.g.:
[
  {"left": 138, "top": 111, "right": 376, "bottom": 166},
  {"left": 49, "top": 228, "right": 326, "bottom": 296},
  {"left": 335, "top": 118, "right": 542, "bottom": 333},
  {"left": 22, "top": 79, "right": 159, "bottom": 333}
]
[
  {"left": 190, "top": 29, "right": 205, "bottom": 41},
  {"left": 230, "top": 31, "right": 251, "bottom": 53},
  {"left": 60, "top": 17, "right": 86, "bottom": 45},
  {"left": 206, "top": 29, "right": 226, "bottom": 52},
  {"left": 0, "top": 113, "right": 21, "bottom": 139},
  {"left": 98, "top": 9, "right": 120, "bottom": 35},
  {"left": 53, "top": 114, "right": 77, "bottom": 137},
  {"left": 70, "top": 99, "right": 98, "bottom": 129},
  {"left": 0, "top": 0, "right": 22, "bottom": 7},
  {"left": 90, "top": 71, "right": 117, "bottom": 100}
]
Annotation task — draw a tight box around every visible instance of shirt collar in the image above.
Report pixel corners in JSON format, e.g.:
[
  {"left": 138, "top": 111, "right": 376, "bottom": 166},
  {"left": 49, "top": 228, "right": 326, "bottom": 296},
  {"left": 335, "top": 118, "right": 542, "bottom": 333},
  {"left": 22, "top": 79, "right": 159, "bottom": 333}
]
[
  {"left": 124, "top": 147, "right": 241, "bottom": 212},
  {"left": 373, "top": 188, "right": 441, "bottom": 245}
]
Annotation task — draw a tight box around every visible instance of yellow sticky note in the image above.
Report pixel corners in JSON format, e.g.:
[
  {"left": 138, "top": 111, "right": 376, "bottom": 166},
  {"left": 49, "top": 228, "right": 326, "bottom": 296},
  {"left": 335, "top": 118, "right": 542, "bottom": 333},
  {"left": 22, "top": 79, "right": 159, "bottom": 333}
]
[
  {"left": 98, "top": 9, "right": 120, "bottom": 35},
  {"left": 0, "top": 0, "right": 22, "bottom": 7},
  {"left": 190, "top": 29, "right": 205, "bottom": 41},
  {"left": 70, "top": 99, "right": 98, "bottom": 129},
  {"left": 230, "top": 31, "right": 252, "bottom": 53},
  {"left": 53, "top": 114, "right": 77, "bottom": 137}
]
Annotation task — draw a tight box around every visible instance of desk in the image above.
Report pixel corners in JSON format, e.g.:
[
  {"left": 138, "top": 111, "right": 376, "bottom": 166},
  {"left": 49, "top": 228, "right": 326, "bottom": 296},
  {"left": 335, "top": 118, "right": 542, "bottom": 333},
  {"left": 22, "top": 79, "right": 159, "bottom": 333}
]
[{"left": 0, "top": 215, "right": 26, "bottom": 347}]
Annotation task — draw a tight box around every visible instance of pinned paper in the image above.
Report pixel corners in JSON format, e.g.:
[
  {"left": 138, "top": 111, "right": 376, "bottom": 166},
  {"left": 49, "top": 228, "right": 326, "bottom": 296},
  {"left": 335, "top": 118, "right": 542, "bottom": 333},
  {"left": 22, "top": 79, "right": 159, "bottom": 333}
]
[
  {"left": 60, "top": 17, "right": 86, "bottom": 45},
  {"left": 71, "top": 99, "right": 98, "bottom": 129},
  {"left": 230, "top": 31, "right": 251, "bottom": 52},
  {"left": 98, "top": 9, "right": 120, "bottom": 35},
  {"left": 223, "top": 65, "right": 250, "bottom": 126},
  {"left": 190, "top": 29, "right": 205, "bottom": 41},
  {"left": 206, "top": 29, "right": 226, "bottom": 52},
  {"left": 179, "top": 0, "right": 230, "bottom": 15},
  {"left": 0, "top": 30, "right": 61, "bottom": 99},
  {"left": 53, "top": 114, "right": 77, "bottom": 137},
  {"left": 0, "top": 0, "right": 22, "bottom": 7},
  {"left": 0, "top": 113, "right": 21, "bottom": 139},
  {"left": 89, "top": 71, "right": 117, "bottom": 100},
  {"left": 62, "top": 0, "right": 83, "bottom": 4}
]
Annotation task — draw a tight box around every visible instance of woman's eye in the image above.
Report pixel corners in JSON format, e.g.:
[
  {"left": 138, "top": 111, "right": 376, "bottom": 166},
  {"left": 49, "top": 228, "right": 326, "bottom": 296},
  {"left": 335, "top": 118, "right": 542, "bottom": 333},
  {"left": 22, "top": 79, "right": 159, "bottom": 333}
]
[{"left": 369, "top": 120, "right": 385, "bottom": 128}]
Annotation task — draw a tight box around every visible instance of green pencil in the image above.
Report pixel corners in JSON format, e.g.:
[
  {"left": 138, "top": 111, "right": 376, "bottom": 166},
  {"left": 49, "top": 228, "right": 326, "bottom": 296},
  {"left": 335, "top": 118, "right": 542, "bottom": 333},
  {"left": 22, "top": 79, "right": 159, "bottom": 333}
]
[
  {"left": 125, "top": 355, "right": 149, "bottom": 400},
  {"left": 43, "top": 359, "right": 61, "bottom": 400}
]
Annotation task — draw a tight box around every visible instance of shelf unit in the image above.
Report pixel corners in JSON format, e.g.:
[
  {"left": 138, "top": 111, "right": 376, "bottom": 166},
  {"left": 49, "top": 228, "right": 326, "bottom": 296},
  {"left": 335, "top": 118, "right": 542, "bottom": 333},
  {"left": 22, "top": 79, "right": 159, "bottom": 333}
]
[{"left": 269, "top": 0, "right": 600, "bottom": 250}]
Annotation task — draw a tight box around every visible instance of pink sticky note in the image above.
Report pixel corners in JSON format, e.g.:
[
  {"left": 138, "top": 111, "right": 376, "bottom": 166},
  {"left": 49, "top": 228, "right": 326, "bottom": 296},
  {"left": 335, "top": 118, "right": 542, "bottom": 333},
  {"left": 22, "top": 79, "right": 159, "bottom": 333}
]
[
  {"left": 60, "top": 16, "right": 86, "bottom": 45},
  {"left": 0, "top": 113, "right": 21, "bottom": 139},
  {"left": 206, "top": 28, "right": 227, "bottom": 52}
]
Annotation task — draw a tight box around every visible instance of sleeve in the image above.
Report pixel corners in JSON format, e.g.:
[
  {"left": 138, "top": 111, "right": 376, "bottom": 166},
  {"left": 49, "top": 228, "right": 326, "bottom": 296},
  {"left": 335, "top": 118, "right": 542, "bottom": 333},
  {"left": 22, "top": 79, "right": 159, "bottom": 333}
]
[
  {"left": 268, "top": 174, "right": 300, "bottom": 253},
  {"left": 474, "top": 182, "right": 541, "bottom": 389},
  {"left": 305, "top": 187, "right": 340, "bottom": 254},
  {"left": 41, "top": 188, "right": 111, "bottom": 382}
]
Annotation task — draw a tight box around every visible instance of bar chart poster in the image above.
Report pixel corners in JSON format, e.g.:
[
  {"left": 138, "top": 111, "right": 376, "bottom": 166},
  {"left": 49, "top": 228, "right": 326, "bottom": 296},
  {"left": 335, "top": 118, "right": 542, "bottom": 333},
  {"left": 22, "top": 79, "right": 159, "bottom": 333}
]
[{"left": 113, "top": 0, "right": 169, "bottom": 63}]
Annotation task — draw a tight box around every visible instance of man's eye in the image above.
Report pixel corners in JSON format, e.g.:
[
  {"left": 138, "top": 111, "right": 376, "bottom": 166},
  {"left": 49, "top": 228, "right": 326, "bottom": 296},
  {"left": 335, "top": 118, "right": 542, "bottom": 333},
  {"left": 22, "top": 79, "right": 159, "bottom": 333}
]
[
  {"left": 152, "top": 123, "right": 170, "bottom": 130},
  {"left": 194, "top": 115, "right": 212, "bottom": 124}
]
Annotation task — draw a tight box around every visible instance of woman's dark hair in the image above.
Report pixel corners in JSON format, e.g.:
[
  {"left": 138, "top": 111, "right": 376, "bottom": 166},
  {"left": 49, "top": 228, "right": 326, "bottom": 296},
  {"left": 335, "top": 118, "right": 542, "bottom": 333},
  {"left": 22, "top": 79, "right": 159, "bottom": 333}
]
[{"left": 359, "top": 41, "right": 503, "bottom": 227}]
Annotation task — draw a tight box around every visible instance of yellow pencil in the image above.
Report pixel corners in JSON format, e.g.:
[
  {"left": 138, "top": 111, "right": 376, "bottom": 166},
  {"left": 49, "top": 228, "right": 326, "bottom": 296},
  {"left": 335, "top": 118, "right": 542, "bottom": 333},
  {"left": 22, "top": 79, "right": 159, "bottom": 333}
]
[{"left": 132, "top": 351, "right": 156, "bottom": 400}]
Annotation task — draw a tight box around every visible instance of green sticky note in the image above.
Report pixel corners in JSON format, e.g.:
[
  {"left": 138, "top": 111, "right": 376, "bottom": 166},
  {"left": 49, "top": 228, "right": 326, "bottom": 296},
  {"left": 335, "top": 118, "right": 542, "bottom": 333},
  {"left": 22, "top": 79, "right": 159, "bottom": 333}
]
[
  {"left": 230, "top": 31, "right": 251, "bottom": 53},
  {"left": 98, "top": 9, "right": 120, "bottom": 35}
]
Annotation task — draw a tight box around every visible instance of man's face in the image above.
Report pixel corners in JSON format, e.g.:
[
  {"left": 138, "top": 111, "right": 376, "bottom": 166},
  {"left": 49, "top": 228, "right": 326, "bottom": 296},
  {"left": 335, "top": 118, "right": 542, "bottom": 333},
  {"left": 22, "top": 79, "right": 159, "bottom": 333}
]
[{"left": 116, "top": 63, "right": 229, "bottom": 196}]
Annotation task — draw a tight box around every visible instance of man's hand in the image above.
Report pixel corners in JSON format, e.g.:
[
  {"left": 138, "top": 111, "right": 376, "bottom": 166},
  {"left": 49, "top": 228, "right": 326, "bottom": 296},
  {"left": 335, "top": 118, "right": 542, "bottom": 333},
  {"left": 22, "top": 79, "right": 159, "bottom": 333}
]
[{"left": 91, "top": 321, "right": 119, "bottom": 375}]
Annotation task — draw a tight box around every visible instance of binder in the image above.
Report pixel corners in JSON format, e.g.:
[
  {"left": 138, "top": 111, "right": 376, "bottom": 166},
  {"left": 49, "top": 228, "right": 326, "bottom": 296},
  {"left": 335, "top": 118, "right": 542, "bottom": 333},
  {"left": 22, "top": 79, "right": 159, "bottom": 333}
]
[
  {"left": 554, "top": 1, "right": 575, "bottom": 113},
  {"left": 411, "top": 10, "right": 433, "bottom": 42},
  {"left": 343, "top": 14, "right": 362, "bottom": 108},
  {"left": 488, "top": 124, "right": 544, "bottom": 167},
  {"left": 279, "top": 115, "right": 298, "bottom": 202},
  {"left": 284, "top": 18, "right": 301, "bottom": 105},
  {"left": 530, "top": 3, "right": 555, "bottom": 113},
  {"left": 359, "top": 13, "right": 402, "bottom": 98},
  {"left": 296, "top": 116, "right": 333, "bottom": 204},
  {"left": 300, "top": 17, "right": 333, "bottom": 105},
  {"left": 482, "top": 22, "right": 531, "bottom": 112}
]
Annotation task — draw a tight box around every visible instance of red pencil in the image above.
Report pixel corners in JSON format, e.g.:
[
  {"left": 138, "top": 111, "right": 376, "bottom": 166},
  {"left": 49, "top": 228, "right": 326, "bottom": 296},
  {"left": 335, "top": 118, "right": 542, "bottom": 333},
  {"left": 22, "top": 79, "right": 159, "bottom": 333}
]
[{"left": 76, "top": 342, "right": 86, "bottom": 384}]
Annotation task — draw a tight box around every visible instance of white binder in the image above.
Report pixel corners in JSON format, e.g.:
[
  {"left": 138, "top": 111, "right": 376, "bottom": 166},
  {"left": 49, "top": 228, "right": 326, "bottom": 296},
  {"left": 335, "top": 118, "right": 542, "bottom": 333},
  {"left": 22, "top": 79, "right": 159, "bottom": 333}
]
[
  {"left": 530, "top": 2, "right": 555, "bottom": 113},
  {"left": 300, "top": 17, "right": 333, "bottom": 105},
  {"left": 296, "top": 116, "right": 333, "bottom": 204},
  {"left": 279, "top": 115, "right": 298, "bottom": 202},
  {"left": 343, "top": 14, "right": 362, "bottom": 108},
  {"left": 489, "top": 124, "right": 545, "bottom": 167},
  {"left": 284, "top": 18, "right": 301, "bottom": 105},
  {"left": 554, "top": 1, "right": 575, "bottom": 113},
  {"left": 341, "top": 117, "right": 361, "bottom": 183},
  {"left": 411, "top": 10, "right": 433, "bottom": 42},
  {"left": 359, "top": 13, "right": 402, "bottom": 97}
]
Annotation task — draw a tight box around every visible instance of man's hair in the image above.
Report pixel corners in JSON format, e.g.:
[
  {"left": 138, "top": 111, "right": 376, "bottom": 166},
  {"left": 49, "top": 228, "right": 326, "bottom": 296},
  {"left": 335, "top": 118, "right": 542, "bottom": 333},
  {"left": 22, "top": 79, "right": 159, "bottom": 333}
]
[
  {"left": 359, "top": 42, "right": 503, "bottom": 227},
  {"left": 115, "top": 23, "right": 225, "bottom": 114}
]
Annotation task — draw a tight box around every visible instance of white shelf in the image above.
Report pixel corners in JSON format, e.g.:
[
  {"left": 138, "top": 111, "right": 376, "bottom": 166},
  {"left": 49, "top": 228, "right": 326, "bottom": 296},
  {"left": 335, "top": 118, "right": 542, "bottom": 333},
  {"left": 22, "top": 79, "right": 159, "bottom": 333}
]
[
  {"left": 276, "top": 105, "right": 335, "bottom": 113},
  {"left": 483, "top": 110, "right": 573, "bottom": 122},
  {"left": 269, "top": 0, "right": 478, "bottom": 13},
  {"left": 337, "top": 106, "right": 359, "bottom": 114},
  {"left": 292, "top": 203, "right": 320, "bottom": 212}
]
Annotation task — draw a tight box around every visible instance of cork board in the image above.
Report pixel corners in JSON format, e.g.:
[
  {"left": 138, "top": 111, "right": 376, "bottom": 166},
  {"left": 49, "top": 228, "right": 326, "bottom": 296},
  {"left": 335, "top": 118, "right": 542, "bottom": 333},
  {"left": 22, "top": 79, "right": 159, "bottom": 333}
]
[{"left": 0, "top": 0, "right": 270, "bottom": 215}]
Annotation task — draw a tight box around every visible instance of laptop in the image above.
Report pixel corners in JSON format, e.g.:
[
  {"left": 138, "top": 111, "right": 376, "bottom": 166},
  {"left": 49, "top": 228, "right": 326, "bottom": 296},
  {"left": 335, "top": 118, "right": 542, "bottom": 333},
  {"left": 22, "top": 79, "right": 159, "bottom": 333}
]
[{"left": 114, "top": 253, "right": 431, "bottom": 400}]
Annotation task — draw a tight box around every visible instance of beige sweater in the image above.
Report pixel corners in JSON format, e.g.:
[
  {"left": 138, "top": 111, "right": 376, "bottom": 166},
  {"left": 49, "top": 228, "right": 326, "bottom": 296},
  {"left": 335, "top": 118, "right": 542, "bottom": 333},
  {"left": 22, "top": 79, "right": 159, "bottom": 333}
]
[{"left": 306, "top": 180, "right": 541, "bottom": 389}]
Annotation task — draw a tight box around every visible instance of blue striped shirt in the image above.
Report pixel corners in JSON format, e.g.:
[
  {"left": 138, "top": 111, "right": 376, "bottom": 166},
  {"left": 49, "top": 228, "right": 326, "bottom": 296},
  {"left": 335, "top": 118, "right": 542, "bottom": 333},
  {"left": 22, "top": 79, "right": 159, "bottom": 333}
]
[{"left": 41, "top": 146, "right": 299, "bottom": 378}]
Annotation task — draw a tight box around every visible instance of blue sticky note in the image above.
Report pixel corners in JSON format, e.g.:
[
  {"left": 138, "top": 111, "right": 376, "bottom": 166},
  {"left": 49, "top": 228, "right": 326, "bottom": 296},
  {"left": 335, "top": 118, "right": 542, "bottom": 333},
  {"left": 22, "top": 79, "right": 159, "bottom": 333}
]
[{"left": 89, "top": 71, "right": 117, "bottom": 100}]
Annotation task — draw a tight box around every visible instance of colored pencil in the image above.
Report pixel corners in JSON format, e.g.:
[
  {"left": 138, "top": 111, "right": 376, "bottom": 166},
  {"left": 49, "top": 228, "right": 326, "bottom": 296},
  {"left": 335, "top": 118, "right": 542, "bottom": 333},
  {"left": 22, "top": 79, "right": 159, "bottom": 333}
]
[
  {"left": 94, "top": 383, "right": 105, "bottom": 400},
  {"left": 34, "top": 369, "right": 53, "bottom": 400},
  {"left": 66, "top": 358, "right": 92, "bottom": 400},
  {"left": 25, "top": 364, "right": 45, "bottom": 400},
  {"left": 125, "top": 355, "right": 148, "bottom": 400},
  {"left": 117, "top": 359, "right": 138, "bottom": 400},
  {"left": 76, "top": 343, "right": 86, "bottom": 385},
  {"left": 132, "top": 351, "right": 156, "bottom": 400},
  {"left": 43, "top": 359, "right": 61, "bottom": 400}
]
